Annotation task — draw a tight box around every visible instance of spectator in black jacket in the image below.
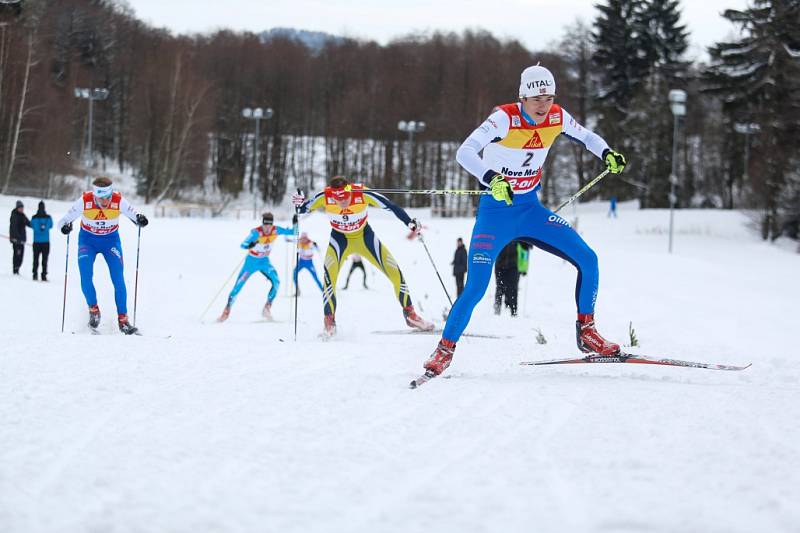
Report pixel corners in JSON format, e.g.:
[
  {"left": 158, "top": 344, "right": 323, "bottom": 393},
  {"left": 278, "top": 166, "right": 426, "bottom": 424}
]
[
  {"left": 31, "top": 200, "right": 53, "bottom": 281},
  {"left": 9, "top": 200, "right": 30, "bottom": 275},
  {"left": 452, "top": 237, "right": 467, "bottom": 297}
]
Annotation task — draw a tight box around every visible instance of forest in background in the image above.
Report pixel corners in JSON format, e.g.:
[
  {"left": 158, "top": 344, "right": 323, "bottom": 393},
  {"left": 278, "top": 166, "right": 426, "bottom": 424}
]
[{"left": 0, "top": 0, "right": 798, "bottom": 240}]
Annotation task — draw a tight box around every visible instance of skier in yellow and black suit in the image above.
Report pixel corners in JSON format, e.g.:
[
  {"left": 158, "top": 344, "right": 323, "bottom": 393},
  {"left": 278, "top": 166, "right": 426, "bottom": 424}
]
[{"left": 293, "top": 176, "right": 434, "bottom": 337}]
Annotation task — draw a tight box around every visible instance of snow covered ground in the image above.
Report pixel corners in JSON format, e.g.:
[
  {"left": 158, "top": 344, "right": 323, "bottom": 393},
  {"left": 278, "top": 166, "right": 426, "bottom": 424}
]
[{"left": 1, "top": 193, "right": 798, "bottom": 533}]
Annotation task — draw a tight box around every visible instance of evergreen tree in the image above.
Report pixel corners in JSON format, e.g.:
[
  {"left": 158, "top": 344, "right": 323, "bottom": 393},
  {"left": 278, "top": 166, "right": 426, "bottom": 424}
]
[
  {"left": 705, "top": 0, "right": 800, "bottom": 239},
  {"left": 558, "top": 20, "right": 597, "bottom": 193},
  {"left": 592, "top": 0, "right": 648, "bottom": 142},
  {"left": 592, "top": 0, "right": 689, "bottom": 206},
  {"left": 629, "top": 0, "right": 689, "bottom": 208}
]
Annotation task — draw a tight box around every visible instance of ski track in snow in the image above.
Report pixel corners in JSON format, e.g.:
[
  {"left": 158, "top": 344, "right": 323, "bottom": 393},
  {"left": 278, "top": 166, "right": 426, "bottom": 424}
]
[{"left": 1, "top": 195, "right": 799, "bottom": 533}]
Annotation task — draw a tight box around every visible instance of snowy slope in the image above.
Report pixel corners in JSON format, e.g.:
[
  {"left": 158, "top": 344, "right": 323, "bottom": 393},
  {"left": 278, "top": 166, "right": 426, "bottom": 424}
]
[{"left": 1, "top": 194, "right": 798, "bottom": 533}]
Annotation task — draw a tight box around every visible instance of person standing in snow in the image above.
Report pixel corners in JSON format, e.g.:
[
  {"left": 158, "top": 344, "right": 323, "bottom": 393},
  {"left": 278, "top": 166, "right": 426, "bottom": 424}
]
[
  {"left": 293, "top": 231, "right": 323, "bottom": 295},
  {"left": 608, "top": 196, "right": 618, "bottom": 218},
  {"left": 58, "top": 177, "right": 148, "bottom": 334},
  {"left": 218, "top": 212, "right": 296, "bottom": 322},
  {"left": 343, "top": 254, "right": 368, "bottom": 290},
  {"left": 421, "top": 65, "right": 627, "bottom": 378},
  {"left": 293, "top": 175, "right": 433, "bottom": 338},
  {"left": 31, "top": 200, "right": 53, "bottom": 281},
  {"left": 9, "top": 200, "right": 30, "bottom": 275}
]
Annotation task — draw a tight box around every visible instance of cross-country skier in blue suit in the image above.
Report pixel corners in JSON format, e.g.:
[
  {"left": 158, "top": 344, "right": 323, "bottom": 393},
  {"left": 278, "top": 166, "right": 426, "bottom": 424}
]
[{"left": 218, "top": 212, "right": 296, "bottom": 322}]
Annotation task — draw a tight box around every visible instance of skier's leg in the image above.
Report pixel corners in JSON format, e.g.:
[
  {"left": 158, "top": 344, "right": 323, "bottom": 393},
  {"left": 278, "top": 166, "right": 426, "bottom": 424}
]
[
  {"left": 226, "top": 257, "right": 255, "bottom": 307},
  {"left": 322, "top": 231, "right": 348, "bottom": 318},
  {"left": 261, "top": 259, "right": 280, "bottom": 304},
  {"left": 424, "top": 201, "right": 515, "bottom": 375},
  {"left": 358, "top": 225, "right": 432, "bottom": 330},
  {"left": 517, "top": 199, "right": 618, "bottom": 354},
  {"left": 77, "top": 234, "right": 101, "bottom": 307},
  {"left": 358, "top": 224, "right": 411, "bottom": 310},
  {"left": 441, "top": 203, "right": 513, "bottom": 343},
  {"left": 100, "top": 234, "right": 128, "bottom": 315},
  {"left": 306, "top": 261, "right": 324, "bottom": 291},
  {"left": 517, "top": 206, "right": 598, "bottom": 314}
]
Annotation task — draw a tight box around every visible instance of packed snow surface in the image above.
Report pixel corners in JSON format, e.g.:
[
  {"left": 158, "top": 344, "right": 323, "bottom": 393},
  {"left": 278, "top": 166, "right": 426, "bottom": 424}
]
[{"left": 1, "top": 195, "right": 798, "bottom": 533}]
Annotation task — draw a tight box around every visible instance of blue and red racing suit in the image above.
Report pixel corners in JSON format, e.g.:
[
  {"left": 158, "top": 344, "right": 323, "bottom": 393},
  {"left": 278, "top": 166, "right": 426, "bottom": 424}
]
[
  {"left": 57, "top": 191, "right": 141, "bottom": 314},
  {"left": 443, "top": 102, "right": 611, "bottom": 343}
]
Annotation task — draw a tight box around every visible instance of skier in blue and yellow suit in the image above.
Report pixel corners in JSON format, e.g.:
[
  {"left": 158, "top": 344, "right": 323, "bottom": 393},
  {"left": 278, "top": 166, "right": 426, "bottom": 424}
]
[
  {"left": 293, "top": 176, "right": 434, "bottom": 337},
  {"left": 218, "top": 212, "right": 295, "bottom": 322}
]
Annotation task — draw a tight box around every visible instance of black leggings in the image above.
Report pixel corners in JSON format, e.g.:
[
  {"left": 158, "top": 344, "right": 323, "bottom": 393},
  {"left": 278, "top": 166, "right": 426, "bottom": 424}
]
[{"left": 33, "top": 242, "right": 50, "bottom": 275}]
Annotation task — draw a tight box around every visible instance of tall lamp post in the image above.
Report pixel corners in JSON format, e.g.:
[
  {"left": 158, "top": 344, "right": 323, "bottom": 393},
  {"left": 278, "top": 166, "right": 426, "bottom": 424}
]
[
  {"left": 74, "top": 87, "right": 109, "bottom": 188},
  {"left": 667, "top": 89, "right": 686, "bottom": 254},
  {"left": 397, "top": 120, "right": 426, "bottom": 205},
  {"left": 242, "top": 106, "right": 274, "bottom": 218}
]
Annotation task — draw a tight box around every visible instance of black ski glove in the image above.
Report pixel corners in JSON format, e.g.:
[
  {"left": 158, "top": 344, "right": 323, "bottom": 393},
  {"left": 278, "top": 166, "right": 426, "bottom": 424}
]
[
  {"left": 247, "top": 241, "right": 257, "bottom": 249},
  {"left": 61, "top": 223, "right": 72, "bottom": 235},
  {"left": 136, "top": 214, "right": 149, "bottom": 227}
]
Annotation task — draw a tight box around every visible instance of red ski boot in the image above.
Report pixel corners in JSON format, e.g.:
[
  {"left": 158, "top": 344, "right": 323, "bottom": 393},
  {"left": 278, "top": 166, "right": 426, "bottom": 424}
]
[
  {"left": 262, "top": 301, "right": 273, "bottom": 320},
  {"left": 576, "top": 313, "right": 620, "bottom": 355},
  {"left": 404, "top": 305, "right": 435, "bottom": 331},
  {"left": 118, "top": 314, "right": 138, "bottom": 335},
  {"left": 217, "top": 305, "right": 231, "bottom": 323},
  {"left": 321, "top": 314, "right": 336, "bottom": 339},
  {"left": 88, "top": 305, "right": 101, "bottom": 329},
  {"left": 423, "top": 339, "right": 456, "bottom": 376}
]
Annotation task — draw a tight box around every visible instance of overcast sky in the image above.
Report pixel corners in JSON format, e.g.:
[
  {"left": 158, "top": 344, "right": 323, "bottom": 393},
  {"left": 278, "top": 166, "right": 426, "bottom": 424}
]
[{"left": 122, "top": 0, "right": 749, "bottom": 61}]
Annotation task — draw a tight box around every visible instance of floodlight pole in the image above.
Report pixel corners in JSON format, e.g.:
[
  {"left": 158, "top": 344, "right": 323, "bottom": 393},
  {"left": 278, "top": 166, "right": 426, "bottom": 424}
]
[
  {"left": 242, "top": 107, "right": 274, "bottom": 219},
  {"left": 668, "top": 89, "right": 686, "bottom": 254},
  {"left": 74, "top": 87, "right": 109, "bottom": 189}
]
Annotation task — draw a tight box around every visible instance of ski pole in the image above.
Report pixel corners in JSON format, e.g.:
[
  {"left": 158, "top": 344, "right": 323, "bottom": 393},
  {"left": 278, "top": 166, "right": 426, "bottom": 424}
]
[
  {"left": 1, "top": 234, "right": 33, "bottom": 247},
  {"left": 293, "top": 188, "right": 301, "bottom": 342},
  {"left": 133, "top": 225, "right": 142, "bottom": 326},
  {"left": 418, "top": 232, "right": 453, "bottom": 307},
  {"left": 553, "top": 169, "right": 610, "bottom": 213},
  {"left": 61, "top": 233, "right": 70, "bottom": 333},
  {"left": 366, "top": 188, "right": 489, "bottom": 196},
  {"left": 370, "top": 169, "right": 612, "bottom": 205},
  {"left": 200, "top": 255, "right": 245, "bottom": 321}
]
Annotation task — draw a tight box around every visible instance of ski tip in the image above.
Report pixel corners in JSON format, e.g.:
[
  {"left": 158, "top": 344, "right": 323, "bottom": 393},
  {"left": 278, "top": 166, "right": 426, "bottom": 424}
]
[{"left": 409, "top": 370, "right": 436, "bottom": 389}]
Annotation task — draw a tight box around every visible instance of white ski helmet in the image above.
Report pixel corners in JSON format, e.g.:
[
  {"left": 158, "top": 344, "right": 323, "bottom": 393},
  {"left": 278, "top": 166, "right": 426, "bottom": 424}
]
[{"left": 519, "top": 65, "right": 556, "bottom": 98}]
